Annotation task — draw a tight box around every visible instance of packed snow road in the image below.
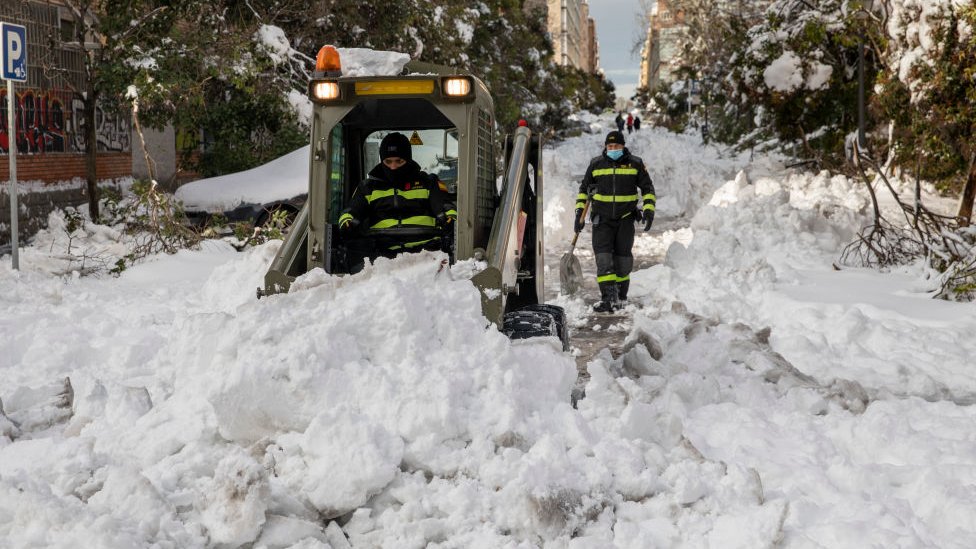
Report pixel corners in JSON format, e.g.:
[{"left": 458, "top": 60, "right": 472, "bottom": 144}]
[{"left": 3, "top": 120, "right": 976, "bottom": 547}]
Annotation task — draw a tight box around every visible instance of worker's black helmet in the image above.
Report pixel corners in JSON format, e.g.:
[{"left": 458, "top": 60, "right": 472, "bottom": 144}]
[
  {"left": 380, "top": 132, "right": 412, "bottom": 161},
  {"left": 605, "top": 130, "right": 625, "bottom": 145}
]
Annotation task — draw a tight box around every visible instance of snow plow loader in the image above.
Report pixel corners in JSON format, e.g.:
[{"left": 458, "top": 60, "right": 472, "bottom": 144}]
[{"left": 259, "top": 46, "right": 568, "bottom": 349}]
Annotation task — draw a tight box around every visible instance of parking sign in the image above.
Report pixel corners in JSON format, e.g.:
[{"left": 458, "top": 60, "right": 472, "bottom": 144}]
[{"left": 1, "top": 23, "right": 27, "bottom": 82}]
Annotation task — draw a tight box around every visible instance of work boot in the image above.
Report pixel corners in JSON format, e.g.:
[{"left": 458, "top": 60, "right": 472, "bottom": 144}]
[
  {"left": 617, "top": 280, "right": 630, "bottom": 304},
  {"left": 593, "top": 283, "right": 618, "bottom": 313}
]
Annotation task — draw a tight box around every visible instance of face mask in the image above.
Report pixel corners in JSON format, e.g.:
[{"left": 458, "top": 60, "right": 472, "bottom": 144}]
[{"left": 606, "top": 149, "right": 624, "bottom": 161}]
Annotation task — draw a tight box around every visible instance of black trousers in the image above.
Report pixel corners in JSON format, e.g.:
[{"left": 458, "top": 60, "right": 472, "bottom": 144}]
[{"left": 591, "top": 217, "right": 635, "bottom": 290}]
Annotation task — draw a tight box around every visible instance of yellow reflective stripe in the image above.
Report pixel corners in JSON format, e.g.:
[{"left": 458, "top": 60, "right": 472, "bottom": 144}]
[
  {"left": 366, "top": 188, "right": 394, "bottom": 202},
  {"left": 366, "top": 188, "right": 430, "bottom": 203},
  {"left": 597, "top": 274, "right": 617, "bottom": 283},
  {"left": 338, "top": 213, "right": 353, "bottom": 223},
  {"left": 643, "top": 193, "right": 656, "bottom": 202},
  {"left": 616, "top": 274, "right": 630, "bottom": 282},
  {"left": 592, "top": 194, "right": 638, "bottom": 202},
  {"left": 592, "top": 168, "right": 638, "bottom": 176},
  {"left": 390, "top": 237, "right": 440, "bottom": 250},
  {"left": 577, "top": 193, "right": 588, "bottom": 200},
  {"left": 370, "top": 216, "right": 438, "bottom": 229},
  {"left": 399, "top": 188, "right": 430, "bottom": 200},
  {"left": 643, "top": 204, "right": 656, "bottom": 211},
  {"left": 445, "top": 209, "right": 457, "bottom": 217}
]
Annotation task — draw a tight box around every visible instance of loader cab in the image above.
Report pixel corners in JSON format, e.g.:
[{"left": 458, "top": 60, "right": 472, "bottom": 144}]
[
  {"left": 289, "top": 61, "right": 500, "bottom": 280},
  {"left": 263, "top": 46, "right": 550, "bottom": 334},
  {"left": 322, "top": 117, "right": 464, "bottom": 273}
]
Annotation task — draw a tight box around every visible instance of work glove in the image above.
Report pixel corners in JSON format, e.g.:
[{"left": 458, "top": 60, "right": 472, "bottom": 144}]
[
  {"left": 573, "top": 209, "right": 586, "bottom": 233},
  {"left": 338, "top": 214, "right": 358, "bottom": 230},
  {"left": 436, "top": 212, "right": 456, "bottom": 228},
  {"left": 642, "top": 211, "right": 654, "bottom": 232},
  {"left": 632, "top": 209, "right": 642, "bottom": 223}
]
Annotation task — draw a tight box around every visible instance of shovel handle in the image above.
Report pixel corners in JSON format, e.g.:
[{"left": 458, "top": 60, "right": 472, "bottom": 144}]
[{"left": 570, "top": 200, "right": 590, "bottom": 249}]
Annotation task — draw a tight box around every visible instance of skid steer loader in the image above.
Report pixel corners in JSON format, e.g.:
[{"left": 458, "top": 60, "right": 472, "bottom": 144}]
[{"left": 259, "top": 46, "right": 568, "bottom": 350}]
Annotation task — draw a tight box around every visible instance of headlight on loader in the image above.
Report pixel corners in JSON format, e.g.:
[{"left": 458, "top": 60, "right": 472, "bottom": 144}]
[
  {"left": 312, "top": 81, "right": 340, "bottom": 101},
  {"left": 442, "top": 77, "right": 472, "bottom": 97}
]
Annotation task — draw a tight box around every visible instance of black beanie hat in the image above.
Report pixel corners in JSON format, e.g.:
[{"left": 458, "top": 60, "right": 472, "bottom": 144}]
[
  {"left": 605, "top": 130, "right": 625, "bottom": 145},
  {"left": 380, "top": 132, "right": 412, "bottom": 161}
]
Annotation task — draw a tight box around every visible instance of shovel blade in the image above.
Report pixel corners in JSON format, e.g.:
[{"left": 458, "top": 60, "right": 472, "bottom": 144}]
[{"left": 559, "top": 252, "right": 584, "bottom": 295}]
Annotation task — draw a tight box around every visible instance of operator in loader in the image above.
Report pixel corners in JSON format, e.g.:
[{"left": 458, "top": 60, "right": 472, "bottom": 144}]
[
  {"left": 338, "top": 132, "right": 456, "bottom": 266},
  {"left": 574, "top": 130, "right": 656, "bottom": 312}
]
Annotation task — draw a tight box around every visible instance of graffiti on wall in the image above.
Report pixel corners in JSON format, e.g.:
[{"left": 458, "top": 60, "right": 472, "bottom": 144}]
[
  {"left": 71, "top": 98, "right": 131, "bottom": 153},
  {"left": 0, "top": 88, "right": 130, "bottom": 155},
  {"left": 0, "top": 89, "right": 68, "bottom": 153}
]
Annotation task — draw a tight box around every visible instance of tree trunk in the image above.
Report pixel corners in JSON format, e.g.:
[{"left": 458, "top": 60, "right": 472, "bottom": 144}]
[
  {"left": 957, "top": 151, "right": 976, "bottom": 226},
  {"left": 84, "top": 89, "right": 99, "bottom": 221}
]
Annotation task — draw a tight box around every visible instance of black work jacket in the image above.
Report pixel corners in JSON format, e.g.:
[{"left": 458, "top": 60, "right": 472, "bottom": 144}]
[
  {"left": 576, "top": 149, "right": 656, "bottom": 221},
  {"left": 341, "top": 161, "right": 448, "bottom": 232}
]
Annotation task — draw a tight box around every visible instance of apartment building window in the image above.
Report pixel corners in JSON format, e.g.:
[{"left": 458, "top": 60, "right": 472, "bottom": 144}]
[{"left": 660, "top": 11, "right": 672, "bottom": 22}]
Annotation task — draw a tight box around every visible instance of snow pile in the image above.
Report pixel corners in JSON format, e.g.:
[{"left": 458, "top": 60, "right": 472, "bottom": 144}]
[
  {"left": 0, "top": 243, "right": 793, "bottom": 547},
  {"left": 642, "top": 169, "right": 868, "bottom": 323},
  {"left": 631, "top": 164, "right": 976, "bottom": 401}
]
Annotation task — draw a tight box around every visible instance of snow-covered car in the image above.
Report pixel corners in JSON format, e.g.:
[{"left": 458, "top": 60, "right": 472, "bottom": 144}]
[{"left": 175, "top": 146, "right": 309, "bottom": 230}]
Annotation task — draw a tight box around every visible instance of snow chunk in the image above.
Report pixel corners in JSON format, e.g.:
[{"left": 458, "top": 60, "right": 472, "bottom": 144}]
[
  {"left": 763, "top": 51, "right": 803, "bottom": 92},
  {"left": 338, "top": 48, "right": 410, "bottom": 77},
  {"left": 297, "top": 409, "right": 404, "bottom": 516},
  {"left": 198, "top": 448, "right": 270, "bottom": 546},
  {"left": 255, "top": 25, "right": 291, "bottom": 65}
]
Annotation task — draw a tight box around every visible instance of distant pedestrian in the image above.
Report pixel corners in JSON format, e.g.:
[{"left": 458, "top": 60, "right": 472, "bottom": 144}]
[
  {"left": 626, "top": 113, "right": 634, "bottom": 134},
  {"left": 634, "top": 115, "right": 641, "bottom": 131},
  {"left": 615, "top": 112, "right": 625, "bottom": 132}
]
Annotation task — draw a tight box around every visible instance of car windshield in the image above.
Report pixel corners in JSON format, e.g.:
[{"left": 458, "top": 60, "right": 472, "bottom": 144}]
[{"left": 366, "top": 129, "right": 459, "bottom": 191}]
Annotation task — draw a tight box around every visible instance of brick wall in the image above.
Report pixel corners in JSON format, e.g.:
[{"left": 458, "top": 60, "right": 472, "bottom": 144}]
[
  {"left": 0, "top": 152, "right": 132, "bottom": 249},
  {"left": 0, "top": 152, "right": 132, "bottom": 183}
]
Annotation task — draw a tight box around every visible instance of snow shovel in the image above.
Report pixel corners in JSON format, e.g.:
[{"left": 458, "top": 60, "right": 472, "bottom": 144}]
[{"left": 559, "top": 201, "right": 589, "bottom": 295}]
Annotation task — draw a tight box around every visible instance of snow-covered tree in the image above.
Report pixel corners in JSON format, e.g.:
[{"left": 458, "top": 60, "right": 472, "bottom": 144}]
[
  {"left": 877, "top": 1, "right": 976, "bottom": 220},
  {"left": 45, "top": 0, "right": 181, "bottom": 219}
]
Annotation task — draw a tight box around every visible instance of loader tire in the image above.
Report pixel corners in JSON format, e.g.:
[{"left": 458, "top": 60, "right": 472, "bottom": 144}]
[
  {"left": 518, "top": 304, "right": 569, "bottom": 351},
  {"left": 502, "top": 305, "right": 570, "bottom": 352}
]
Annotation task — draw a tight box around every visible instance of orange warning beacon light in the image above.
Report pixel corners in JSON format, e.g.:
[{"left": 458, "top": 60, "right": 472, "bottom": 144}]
[{"left": 315, "top": 45, "right": 342, "bottom": 75}]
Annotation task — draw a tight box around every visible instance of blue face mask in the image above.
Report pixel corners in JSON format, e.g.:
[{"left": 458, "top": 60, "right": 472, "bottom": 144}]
[{"left": 606, "top": 149, "right": 624, "bottom": 161}]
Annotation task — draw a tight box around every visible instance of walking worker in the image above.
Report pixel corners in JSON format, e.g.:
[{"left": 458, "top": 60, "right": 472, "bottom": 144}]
[
  {"left": 615, "top": 112, "right": 625, "bottom": 132},
  {"left": 339, "top": 132, "right": 456, "bottom": 258},
  {"left": 634, "top": 115, "right": 641, "bottom": 131},
  {"left": 626, "top": 113, "right": 634, "bottom": 134},
  {"left": 574, "top": 130, "right": 656, "bottom": 312}
]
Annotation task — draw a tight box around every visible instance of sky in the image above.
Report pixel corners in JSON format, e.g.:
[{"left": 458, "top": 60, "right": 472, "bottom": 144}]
[
  {"left": 4, "top": 70, "right": 976, "bottom": 545},
  {"left": 588, "top": 0, "right": 650, "bottom": 100}
]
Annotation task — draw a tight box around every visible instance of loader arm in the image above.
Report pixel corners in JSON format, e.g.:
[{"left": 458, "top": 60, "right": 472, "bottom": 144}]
[{"left": 471, "top": 125, "right": 544, "bottom": 327}]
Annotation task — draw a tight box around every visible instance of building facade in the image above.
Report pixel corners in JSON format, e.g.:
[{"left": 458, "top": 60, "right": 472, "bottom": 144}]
[
  {"left": 525, "top": 0, "right": 599, "bottom": 74},
  {"left": 639, "top": 0, "right": 688, "bottom": 91}
]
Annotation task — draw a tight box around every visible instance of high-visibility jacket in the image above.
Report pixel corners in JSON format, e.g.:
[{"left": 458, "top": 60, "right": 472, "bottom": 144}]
[
  {"left": 576, "top": 149, "right": 655, "bottom": 221},
  {"left": 339, "top": 160, "right": 455, "bottom": 234}
]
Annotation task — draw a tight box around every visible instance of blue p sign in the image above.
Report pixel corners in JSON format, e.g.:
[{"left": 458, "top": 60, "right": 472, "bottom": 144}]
[{"left": 0, "top": 23, "right": 27, "bottom": 82}]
